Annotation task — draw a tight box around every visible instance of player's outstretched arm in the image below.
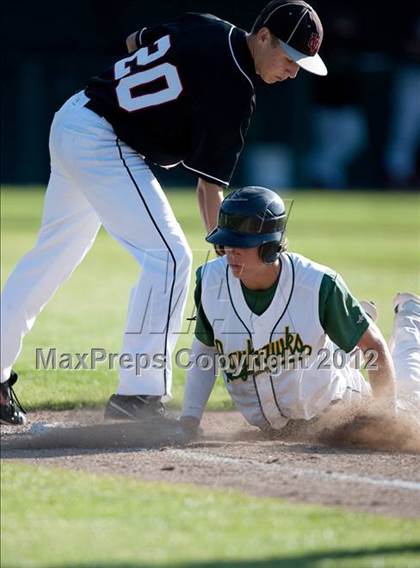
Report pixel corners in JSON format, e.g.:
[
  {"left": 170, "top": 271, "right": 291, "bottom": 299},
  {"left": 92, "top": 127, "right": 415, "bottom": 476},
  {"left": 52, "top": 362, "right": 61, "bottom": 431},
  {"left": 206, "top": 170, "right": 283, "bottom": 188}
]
[
  {"left": 181, "top": 337, "right": 218, "bottom": 432},
  {"left": 357, "top": 323, "right": 396, "bottom": 411},
  {"left": 196, "top": 178, "right": 224, "bottom": 233}
]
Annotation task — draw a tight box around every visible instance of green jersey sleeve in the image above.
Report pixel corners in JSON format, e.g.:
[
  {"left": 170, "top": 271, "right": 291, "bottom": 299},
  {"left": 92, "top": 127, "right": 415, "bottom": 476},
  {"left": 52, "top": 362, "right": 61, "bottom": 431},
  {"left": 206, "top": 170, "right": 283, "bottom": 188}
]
[
  {"left": 194, "top": 266, "right": 215, "bottom": 347},
  {"left": 319, "top": 272, "right": 370, "bottom": 352}
]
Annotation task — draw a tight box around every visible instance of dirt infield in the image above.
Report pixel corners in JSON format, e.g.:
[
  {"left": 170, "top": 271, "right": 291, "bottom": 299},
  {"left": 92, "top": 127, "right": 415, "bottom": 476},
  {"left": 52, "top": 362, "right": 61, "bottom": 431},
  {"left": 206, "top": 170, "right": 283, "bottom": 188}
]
[{"left": 1, "top": 408, "right": 420, "bottom": 519}]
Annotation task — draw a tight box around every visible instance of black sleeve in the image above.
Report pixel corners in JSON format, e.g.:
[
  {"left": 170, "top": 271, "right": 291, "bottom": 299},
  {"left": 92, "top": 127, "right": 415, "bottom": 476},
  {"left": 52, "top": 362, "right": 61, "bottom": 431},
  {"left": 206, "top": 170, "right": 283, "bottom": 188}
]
[
  {"left": 134, "top": 28, "right": 146, "bottom": 49},
  {"left": 182, "top": 106, "right": 253, "bottom": 188},
  {"left": 134, "top": 25, "right": 167, "bottom": 49},
  {"left": 134, "top": 13, "right": 200, "bottom": 49}
]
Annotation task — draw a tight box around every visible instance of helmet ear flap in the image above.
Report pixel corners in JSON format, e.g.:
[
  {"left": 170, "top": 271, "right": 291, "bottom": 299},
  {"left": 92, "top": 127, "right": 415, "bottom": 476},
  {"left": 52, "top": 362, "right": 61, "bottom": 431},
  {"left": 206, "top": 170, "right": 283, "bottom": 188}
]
[
  {"left": 259, "top": 241, "right": 284, "bottom": 264},
  {"left": 214, "top": 244, "right": 225, "bottom": 257}
]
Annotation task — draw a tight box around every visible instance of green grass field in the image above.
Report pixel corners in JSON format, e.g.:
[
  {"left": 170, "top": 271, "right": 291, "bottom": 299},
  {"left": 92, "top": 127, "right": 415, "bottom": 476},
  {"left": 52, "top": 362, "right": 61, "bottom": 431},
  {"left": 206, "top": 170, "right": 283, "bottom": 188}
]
[
  {"left": 1, "top": 187, "right": 420, "bottom": 568},
  {"left": 2, "top": 463, "right": 420, "bottom": 567}
]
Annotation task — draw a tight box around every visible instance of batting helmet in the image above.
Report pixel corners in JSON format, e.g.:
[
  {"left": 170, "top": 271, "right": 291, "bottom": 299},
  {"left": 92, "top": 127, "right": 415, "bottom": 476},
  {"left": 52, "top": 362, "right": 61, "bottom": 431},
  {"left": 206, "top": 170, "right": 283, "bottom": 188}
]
[{"left": 206, "top": 186, "right": 287, "bottom": 264}]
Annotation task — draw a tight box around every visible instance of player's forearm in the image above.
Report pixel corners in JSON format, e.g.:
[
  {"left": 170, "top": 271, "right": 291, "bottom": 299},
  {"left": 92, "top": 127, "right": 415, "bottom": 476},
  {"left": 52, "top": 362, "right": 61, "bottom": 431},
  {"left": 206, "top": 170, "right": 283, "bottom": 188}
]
[
  {"left": 196, "top": 178, "right": 224, "bottom": 233},
  {"left": 366, "top": 344, "right": 396, "bottom": 406},
  {"left": 357, "top": 325, "right": 396, "bottom": 408},
  {"left": 182, "top": 337, "right": 217, "bottom": 422}
]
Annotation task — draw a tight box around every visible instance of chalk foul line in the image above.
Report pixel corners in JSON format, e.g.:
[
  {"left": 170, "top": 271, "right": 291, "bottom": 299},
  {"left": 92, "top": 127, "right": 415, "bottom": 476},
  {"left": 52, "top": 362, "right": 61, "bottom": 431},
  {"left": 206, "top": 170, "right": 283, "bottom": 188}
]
[{"left": 169, "top": 449, "right": 420, "bottom": 492}]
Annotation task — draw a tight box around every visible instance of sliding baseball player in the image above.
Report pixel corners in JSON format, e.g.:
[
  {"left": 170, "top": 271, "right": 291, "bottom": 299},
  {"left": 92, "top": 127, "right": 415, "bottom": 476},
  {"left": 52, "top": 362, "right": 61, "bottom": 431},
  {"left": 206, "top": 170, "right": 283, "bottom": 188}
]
[{"left": 181, "top": 187, "right": 419, "bottom": 434}]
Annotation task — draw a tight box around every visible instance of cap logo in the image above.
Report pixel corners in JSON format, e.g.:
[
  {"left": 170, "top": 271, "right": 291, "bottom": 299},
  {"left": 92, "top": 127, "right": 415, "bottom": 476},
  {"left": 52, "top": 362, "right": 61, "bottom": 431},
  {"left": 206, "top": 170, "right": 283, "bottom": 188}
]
[{"left": 307, "top": 32, "right": 320, "bottom": 55}]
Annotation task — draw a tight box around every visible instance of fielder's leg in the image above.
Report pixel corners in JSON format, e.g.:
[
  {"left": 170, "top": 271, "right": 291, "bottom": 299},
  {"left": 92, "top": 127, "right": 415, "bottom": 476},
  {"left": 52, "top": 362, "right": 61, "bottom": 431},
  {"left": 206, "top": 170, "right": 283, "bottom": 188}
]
[
  {"left": 81, "top": 145, "right": 192, "bottom": 401},
  {"left": 56, "top": 94, "right": 192, "bottom": 407},
  {"left": 1, "top": 173, "right": 101, "bottom": 383},
  {"left": 1, "top": 109, "right": 101, "bottom": 426}
]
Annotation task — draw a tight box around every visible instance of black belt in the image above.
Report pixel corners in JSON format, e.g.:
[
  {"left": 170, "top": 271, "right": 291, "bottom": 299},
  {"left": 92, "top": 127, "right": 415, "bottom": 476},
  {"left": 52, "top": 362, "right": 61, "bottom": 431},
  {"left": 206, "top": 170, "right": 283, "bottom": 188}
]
[{"left": 84, "top": 99, "right": 104, "bottom": 118}]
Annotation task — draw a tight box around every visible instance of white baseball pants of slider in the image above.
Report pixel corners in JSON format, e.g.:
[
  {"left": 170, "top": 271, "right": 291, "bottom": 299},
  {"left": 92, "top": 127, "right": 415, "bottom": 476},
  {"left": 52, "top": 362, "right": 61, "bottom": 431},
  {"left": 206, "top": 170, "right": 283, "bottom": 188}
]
[
  {"left": 1, "top": 92, "right": 192, "bottom": 398},
  {"left": 390, "top": 297, "right": 420, "bottom": 411}
]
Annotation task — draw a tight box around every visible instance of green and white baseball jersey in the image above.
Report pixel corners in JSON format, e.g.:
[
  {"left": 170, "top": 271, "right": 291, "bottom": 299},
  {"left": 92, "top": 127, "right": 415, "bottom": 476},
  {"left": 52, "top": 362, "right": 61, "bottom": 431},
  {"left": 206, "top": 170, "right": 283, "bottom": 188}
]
[{"left": 194, "top": 253, "right": 369, "bottom": 430}]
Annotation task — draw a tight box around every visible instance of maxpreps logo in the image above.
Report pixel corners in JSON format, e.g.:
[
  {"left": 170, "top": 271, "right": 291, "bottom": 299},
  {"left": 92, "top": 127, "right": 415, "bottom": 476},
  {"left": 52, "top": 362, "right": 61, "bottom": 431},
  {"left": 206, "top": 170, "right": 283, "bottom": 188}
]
[{"left": 214, "top": 326, "right": 312, "bottom": 382}]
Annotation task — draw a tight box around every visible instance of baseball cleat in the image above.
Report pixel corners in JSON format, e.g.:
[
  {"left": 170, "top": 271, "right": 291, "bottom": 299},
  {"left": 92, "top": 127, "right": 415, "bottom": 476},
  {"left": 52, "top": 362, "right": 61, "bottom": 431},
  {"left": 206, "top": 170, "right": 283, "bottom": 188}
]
[
  {"left": 393, "top": 292, "right": 420, "bottom": 314},
  {"left": 0, "top": 370, "right": 27, "bottom": 426},
  {"left": 104, "top": 394, "right": 165, "bottom": 421},
  {"left": 360, "top": 300, "right": 378, "bottom": 323}
]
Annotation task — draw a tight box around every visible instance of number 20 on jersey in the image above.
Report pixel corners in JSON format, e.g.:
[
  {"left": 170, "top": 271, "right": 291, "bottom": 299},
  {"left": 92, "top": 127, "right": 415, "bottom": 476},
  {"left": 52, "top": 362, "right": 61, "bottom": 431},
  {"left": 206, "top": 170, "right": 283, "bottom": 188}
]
[{"left": 114, "top": 35, "right": 183, "bottom": 112}]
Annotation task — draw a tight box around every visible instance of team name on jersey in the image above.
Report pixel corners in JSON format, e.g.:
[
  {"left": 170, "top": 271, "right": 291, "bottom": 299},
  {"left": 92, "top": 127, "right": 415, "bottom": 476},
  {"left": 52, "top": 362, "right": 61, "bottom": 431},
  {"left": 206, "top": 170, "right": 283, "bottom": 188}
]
[{"left": 214, "top": 326, "right": 312, "bottom": 382}]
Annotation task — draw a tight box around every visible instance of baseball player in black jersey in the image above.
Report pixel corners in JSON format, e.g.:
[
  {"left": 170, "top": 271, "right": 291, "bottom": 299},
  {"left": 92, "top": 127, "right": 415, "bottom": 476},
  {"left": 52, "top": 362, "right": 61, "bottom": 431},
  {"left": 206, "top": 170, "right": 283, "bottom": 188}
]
[{"left": 1, "top": 1, "right": 327, "bottom": 425}]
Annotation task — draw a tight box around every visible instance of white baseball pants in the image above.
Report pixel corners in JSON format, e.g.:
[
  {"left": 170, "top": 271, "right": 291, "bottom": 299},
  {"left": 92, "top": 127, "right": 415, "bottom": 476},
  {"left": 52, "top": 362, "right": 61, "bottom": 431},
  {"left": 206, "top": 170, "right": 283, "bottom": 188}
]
[
  {"left": 1, "top": 92, "right": 192, "bottom": 397},
  {"left": 390, "top": 299, "right": 420, "bottom": 410}
]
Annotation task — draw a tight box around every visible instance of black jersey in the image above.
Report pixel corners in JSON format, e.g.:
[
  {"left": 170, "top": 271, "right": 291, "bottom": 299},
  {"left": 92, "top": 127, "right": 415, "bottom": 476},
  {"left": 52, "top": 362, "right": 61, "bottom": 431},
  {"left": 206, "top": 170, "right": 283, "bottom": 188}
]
[{"left": 85, "top": 13, "right": 256, "bottom": 187}]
